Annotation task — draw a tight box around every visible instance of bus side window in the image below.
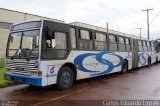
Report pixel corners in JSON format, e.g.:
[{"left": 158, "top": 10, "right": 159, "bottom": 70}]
[
  {"left": 46, "top": 32, "right": 55, "bottom": 48},
  {"left": 147, "top": 42, "right": 151, "bottom": 51},
  {"left": 143, "top": 41, "right": 147, "bottom": 51},
  {"left": 95, "top": 33, "right": 107, "bottom": 50},
  {"left": 79, "top": 29, "right": 93, "bottom": 50},
  {"left": 109, "top": 35, "right": 117, "bottom": 51},
  {"left": 125, "top": 38, "right": 131, "bottom": 51},
  {"left": 46, "top": 32, "right": 67, "bottom": 49},
  {"left": 42, "top": 30, "right": 68, "bottom": 59},
  {"left": 151, "top": 42, "right": 155, "bottom": 51},
  {"left": 118, "top": 37, "right": 125, "bottom": 52},
  {"left": 70, "top": 28, "right": 76, "bottom": 49},
  {"left": 138, "top": 40, "right": 143, "bottom": 51}
]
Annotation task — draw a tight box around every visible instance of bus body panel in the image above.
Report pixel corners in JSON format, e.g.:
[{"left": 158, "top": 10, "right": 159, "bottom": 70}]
[
  {"left": 138, "top": 52, "right": 150, "bottom": 67},
  {"left": 137, "top": 51, "right": 156, "bottom": 67},
  {"left": 40, "top": 50, "right": 132, "bottom": 86},
  {"left": 151, "top": 51, "right": 157, "bottom": 64}
]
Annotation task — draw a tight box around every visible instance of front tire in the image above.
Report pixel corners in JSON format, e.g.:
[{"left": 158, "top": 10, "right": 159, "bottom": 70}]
[
  {"left": 121, "top": 60, "right": 128, "bottom": 74},
  {"left": 57, "top": 66, "right": 73, "bottom": 91}
]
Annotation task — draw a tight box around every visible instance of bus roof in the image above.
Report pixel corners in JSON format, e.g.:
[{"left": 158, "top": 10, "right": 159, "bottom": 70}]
[
  {"left": 11, "top": 19, "right": 149, "bottom": 41},
  {"left": 70, "top": 22, "right": 148, "bottom": 40},
  {"left": 12, "top": 19, "right": 64, "bottom": 26}
]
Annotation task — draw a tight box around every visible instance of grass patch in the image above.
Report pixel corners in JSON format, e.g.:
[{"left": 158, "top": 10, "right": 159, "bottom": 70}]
[
  {"left": 0, "top": 59, "right": 14, "bottom": 88},
  {"left": 0, "top": 59, "right": 5, "bottom": 68}
]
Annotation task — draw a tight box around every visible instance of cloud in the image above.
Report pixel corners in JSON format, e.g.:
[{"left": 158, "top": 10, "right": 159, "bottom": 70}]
[{"left": 0, "top": 0, "right": 160, "bottom": 39}]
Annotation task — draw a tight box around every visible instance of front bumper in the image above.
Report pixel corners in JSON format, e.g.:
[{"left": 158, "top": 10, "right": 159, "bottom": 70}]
[{"left": 4, "top": 72, "right": 42, "bottom": 86}]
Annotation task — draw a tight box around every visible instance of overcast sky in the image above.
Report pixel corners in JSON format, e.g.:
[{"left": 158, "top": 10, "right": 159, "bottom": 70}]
[{"left": 0, "top": 0, "right": 160, "bottom": 39}]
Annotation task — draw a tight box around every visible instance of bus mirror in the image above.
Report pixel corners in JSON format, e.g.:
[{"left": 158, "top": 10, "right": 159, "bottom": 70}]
[{"left": 52, "top": 39, "right": 56, "bottom": 48}]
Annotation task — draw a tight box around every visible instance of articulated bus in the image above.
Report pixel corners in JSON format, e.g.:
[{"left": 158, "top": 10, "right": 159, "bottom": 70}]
[{"left": 4, "top": 19, "right": 157, "bottom": 90}]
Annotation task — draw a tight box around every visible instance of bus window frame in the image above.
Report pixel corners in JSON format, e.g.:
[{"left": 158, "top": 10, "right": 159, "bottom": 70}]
[
  {"left": 41, "top": 20, "right": 71, "bottom": 60},
  {"left": 94, "top": 32, "right": 108, "bottom": 50},
  {"left": 125, "top": 37, "right": 131, "bottom": 52},
  {"left": 138, "top": 40, "right": 144, "bottom": 52},
  {"left": 108, "top": 34, "right": 118, "bottom": 51},
  {"left": 117, "top": 36, "right": 126, "bottom": 52},
  {"left": 78, "top": 28, "right": 94, "bottom": 50}
]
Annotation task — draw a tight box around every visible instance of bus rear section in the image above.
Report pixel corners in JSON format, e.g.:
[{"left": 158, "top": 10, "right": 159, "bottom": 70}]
[{"left": 133, "top": 39, "right": 157, "bottom": 68}]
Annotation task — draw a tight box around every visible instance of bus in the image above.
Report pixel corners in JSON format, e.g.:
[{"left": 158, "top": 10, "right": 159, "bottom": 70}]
[
  {"left": 4, "top": 19, "right": 157, "bottom": 90},
  {"left": 155, "top": 40, "right": 160, "bottom": 62}
]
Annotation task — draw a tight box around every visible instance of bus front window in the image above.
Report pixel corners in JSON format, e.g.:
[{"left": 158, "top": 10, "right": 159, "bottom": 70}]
[
  {"left": 7, "top": 30, "right": 40, "bottom": 60},
  {"left": 7, "top": 32, "right": 22, "bottom": 57}
]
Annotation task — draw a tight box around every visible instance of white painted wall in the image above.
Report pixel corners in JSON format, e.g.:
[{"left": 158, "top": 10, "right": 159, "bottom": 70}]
[{"left": 0, "top": 29, "right": 9, "bottom": 58}]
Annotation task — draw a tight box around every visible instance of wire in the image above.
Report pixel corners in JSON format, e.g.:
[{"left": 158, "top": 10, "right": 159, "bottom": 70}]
[{"left": 150, "top": 12, "right": 160, "bottom": 25}]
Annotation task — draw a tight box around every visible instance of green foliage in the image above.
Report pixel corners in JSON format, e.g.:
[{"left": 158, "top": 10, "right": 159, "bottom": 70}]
[
  {"left": 0, "top": 59, "right": 14, "bottom": 88},
  {"left": 0, "top": 59, "right": 5, "bottom": 68}
]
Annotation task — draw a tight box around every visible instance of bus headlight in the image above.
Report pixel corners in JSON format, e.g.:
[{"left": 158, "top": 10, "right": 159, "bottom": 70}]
[{"left": 38, "top": 71, "right": 42, "bottom": 77}]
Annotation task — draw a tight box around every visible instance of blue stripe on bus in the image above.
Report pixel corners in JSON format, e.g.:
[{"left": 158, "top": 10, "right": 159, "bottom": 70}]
[{"left": 4, "top": 72, "right": 42, "bottom": 86}]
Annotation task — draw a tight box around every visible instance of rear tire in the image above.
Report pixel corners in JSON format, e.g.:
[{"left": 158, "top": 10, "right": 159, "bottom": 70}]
[
  {"left": 57, "top": 66, "right": 73, "bottom": 91},
  {"left": 121, "top": 60, "right": 128, "bottom": 74}
]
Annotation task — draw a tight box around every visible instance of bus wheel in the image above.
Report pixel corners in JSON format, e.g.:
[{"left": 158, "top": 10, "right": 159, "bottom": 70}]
[
  {"left": 57, "top": 66, "right": 73, "bottom": 91},
  {"left": 121, "top": 60, "right": 128, "bottom": 74}
]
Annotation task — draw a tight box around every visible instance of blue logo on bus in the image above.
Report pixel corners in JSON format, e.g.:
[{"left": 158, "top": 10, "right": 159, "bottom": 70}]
[
  {"left": 34, "top": 61, "right": 39, "bottom": 68},
  {"left": 138, "top": 53, "right": 149, "bottom": 66},
  {"left": 74, "top": 51, "right": 124, "bottom": 76},
  {"left": 50, "top": 67, "right": 55, "bottom": 73}
]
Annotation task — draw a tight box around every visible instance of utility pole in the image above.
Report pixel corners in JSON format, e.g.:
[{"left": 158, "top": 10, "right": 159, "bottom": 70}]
[
  {"left": 142, "top": 9, "right": 153, "bottom": 40},
  {"left": 135, "top": 28, "right": 142, "bottom": 38},
  {"left": 106, "top": 22, "right": 108, "bottom": 36}
]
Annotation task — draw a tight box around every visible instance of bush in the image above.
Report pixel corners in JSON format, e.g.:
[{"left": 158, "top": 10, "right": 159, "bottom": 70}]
[{"left": 0, "top": 59, "right": 5, "bottom": 69}]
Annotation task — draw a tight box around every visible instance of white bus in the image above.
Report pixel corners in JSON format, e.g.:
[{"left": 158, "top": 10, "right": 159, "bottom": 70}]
[{"left": 4, "top": 19, "right": 157, "bottom": 90}]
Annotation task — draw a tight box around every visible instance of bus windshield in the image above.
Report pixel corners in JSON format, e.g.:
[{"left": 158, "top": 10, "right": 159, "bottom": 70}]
[{"left": 6, "top": 30, "right": 40, "bottom": 60}]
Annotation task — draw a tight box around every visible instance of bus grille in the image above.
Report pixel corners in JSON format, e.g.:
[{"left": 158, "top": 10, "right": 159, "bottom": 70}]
[{"left": 6, "top": 60, "right": 38, "bottom": 76}]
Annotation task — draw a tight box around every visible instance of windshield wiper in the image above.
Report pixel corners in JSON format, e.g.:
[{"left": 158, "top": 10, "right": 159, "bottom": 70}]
[
  {"left": 11, "top": 49, "right": 19, "bottom": 60},
  {"left": 10, "top": 49, "right": 32, "bottom": 61}
]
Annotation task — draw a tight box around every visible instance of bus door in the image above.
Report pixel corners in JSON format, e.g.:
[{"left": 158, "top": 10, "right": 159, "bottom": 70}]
[{"left": 132, "top": 39, "right": 138, "bottom": 68}]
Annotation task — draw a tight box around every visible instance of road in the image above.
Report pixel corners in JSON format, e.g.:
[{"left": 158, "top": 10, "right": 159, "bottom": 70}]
[{"left": 0, "top": 63, "right": 160, "bottom": 106}]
